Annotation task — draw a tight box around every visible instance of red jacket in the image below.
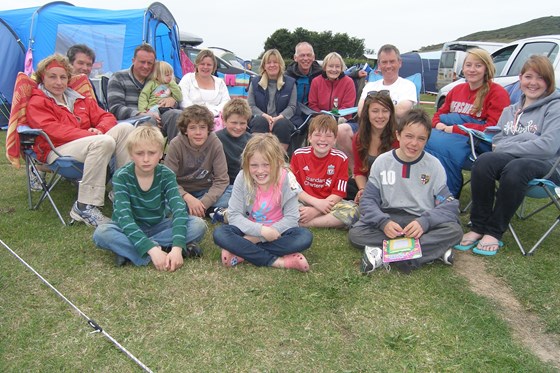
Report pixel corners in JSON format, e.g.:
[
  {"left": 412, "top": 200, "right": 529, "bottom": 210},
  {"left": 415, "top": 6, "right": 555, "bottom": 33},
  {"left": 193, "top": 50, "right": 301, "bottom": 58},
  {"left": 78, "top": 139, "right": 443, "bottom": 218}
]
[
  {"left": 27, "top": 88, "right": 117, "bottom": 162},
  {"left": 308, "top": 72, "right": 356, "bottom": 117},
  {"left": 432, "top": 82, "right": 510, "bottom": 135}
]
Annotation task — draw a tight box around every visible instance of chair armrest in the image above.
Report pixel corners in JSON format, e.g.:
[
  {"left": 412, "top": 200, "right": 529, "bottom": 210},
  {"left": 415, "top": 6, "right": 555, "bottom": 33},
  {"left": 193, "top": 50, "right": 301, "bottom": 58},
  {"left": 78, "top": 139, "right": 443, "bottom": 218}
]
[
  {"left": 457, "top": 125, "right": 493, "bottom": 143},
  {"left": 17, "top": 125, "right": 65, "bottom": 158}
]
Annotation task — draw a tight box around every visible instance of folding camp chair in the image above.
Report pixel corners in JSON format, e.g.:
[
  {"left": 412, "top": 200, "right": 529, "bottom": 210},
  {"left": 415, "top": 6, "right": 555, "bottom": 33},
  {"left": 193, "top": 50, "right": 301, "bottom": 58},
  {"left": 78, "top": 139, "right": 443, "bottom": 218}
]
[
  {"left": 457, "top": 125, "right": 497, "bottom": 212},
  {"left": 4, "top": 72, "right": 99, "bottom": 225},
  {"left": 508, "top": 156, "right": 560, "bottom": 256}
]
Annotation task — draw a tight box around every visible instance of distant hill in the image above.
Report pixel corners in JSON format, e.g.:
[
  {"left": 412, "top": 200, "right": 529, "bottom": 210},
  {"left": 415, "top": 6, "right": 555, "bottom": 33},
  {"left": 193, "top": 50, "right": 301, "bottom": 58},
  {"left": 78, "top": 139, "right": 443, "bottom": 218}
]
[{"left": 418, "top": 16, "right": 560, "bottom": 52}]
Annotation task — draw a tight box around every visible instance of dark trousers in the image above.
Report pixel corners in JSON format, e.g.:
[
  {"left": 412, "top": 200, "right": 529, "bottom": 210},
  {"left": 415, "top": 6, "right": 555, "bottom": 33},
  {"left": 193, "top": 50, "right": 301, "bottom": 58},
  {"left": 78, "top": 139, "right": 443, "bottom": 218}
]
[
  {"left": 470, "top": 152, "right": 557, "bottom": 240},
  {"left": 250, "top": 115, "right": 294, "bottom": 145}
]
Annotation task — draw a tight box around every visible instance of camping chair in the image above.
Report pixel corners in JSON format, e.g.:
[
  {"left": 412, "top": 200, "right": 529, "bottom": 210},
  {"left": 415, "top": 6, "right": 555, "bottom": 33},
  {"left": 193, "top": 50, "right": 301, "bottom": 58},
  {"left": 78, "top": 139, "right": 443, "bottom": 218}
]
[
  {"left": 508, "top": 156, "right": 560, "bottom": 256},
  {"left": 5, "top": 72, "right": 97, "bottom": 225},
  {"left": 457, "top": 125, "right": 496, "bottom": 212}
]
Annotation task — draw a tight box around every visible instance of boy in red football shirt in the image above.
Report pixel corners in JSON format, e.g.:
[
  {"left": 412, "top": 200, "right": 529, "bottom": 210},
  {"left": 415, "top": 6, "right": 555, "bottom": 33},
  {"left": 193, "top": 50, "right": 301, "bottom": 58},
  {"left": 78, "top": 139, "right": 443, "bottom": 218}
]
[{"left": 290, "top": 115, "right": 358, "bottom": 228}]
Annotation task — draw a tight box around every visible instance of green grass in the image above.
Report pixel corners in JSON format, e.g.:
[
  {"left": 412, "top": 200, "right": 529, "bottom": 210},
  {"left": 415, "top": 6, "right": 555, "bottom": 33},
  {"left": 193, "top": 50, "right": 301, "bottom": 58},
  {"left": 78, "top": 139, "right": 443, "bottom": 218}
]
[{"left": 1, "top": 129, "right": 558, "bottom": 372}]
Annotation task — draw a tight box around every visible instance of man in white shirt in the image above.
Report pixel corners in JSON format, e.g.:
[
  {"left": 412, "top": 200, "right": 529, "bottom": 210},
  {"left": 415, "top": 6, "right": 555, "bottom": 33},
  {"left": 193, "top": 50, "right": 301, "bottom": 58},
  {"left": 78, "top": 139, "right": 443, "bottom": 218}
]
[{"left": 338, "top": 44, "right": 417, "bottom": 169}]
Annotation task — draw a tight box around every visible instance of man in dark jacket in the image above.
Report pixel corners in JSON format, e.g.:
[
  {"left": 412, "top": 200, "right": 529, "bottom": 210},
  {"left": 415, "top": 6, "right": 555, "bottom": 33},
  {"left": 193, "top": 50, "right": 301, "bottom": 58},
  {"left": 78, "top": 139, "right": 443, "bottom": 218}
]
[{"left": 285, "top": 42, "right": 322, "bottom": 105}]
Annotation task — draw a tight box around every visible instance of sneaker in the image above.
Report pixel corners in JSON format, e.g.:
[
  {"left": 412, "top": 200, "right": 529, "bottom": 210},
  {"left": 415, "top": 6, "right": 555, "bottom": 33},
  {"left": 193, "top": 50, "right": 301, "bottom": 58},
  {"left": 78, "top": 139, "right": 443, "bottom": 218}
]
[
  {"left": 114, "top": 254, "right": 130, "bottom": 267},
  {"left": 210, "top": 207, "right": 227, "bottom": 224},
  {"left": 439, "top": 248, "right": 454, "bottom": 266},
  {"left": 182, "top": 242, "right": 203, "bottom": 258},
  {"left": 108, "top": 190, "right": 115, "bottom": 204},
  {"left": 28, "top": 166, "right": 44, "bottom": 192},
  {"left": 70, "top": 202, "right": 111, "bottom": 227},
  {"left": 361, "top": 246, "right": 384, "bottom": 275}
]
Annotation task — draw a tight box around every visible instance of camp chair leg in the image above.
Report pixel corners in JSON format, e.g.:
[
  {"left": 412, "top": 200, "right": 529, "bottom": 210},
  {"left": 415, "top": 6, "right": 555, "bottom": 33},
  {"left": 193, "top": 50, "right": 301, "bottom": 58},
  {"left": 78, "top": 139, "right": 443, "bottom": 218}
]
[
  {"left": 25, "top": 159, "right": 69, "bottom": 226},
  {"left": 508, "top": 223, "right": 526, "bottom": 256},
  {"left": 526, "top": 216, "right": 560, "bottom": 256}
]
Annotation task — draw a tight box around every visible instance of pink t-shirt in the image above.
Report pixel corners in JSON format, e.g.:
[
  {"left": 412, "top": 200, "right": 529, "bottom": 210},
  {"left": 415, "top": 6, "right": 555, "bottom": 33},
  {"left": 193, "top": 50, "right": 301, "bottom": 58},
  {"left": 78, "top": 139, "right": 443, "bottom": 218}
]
[{"left": 250, "top": 170, "right": 286, "bottom": 226}]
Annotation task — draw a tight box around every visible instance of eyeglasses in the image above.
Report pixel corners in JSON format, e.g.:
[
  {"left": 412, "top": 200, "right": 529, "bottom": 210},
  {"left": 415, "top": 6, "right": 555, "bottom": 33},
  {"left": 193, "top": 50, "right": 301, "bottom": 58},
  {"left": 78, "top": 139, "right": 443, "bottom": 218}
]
[{"left": 367, "top": 90, "right": 390, "bottom": 98}]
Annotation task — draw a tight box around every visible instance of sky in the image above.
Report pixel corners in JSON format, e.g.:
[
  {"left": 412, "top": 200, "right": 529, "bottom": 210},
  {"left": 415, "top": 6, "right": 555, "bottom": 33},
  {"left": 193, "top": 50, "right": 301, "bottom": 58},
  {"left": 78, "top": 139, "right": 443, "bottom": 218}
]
[{"left": 2, "top": 0, "right": 558, "bottom": 60}]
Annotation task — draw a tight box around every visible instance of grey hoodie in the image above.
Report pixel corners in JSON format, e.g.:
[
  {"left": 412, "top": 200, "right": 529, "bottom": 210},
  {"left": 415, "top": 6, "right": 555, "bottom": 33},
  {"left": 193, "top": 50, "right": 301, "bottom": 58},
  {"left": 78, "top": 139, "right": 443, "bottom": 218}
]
[{"left": 493, "top": 90, "right": 560, "bottom": 174}]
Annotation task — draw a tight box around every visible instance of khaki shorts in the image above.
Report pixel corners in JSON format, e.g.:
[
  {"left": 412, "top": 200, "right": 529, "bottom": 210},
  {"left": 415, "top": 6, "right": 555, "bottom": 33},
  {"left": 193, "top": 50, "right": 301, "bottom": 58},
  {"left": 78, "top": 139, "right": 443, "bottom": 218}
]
[{"left": 300, "top": 200, "right": 359, "bottom": 227}]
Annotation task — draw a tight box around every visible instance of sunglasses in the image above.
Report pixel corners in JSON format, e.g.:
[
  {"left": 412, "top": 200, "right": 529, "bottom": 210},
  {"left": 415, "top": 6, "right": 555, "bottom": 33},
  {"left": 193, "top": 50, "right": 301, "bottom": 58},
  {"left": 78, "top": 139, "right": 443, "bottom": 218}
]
[{"left": 367, "top": 90, "right": 390, "bottom": 98}]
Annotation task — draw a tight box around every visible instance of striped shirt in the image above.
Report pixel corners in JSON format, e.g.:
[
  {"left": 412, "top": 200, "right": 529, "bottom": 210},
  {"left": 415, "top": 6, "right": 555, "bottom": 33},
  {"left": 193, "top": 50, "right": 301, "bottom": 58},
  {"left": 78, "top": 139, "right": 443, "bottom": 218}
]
[{"left": 112, "top": 163, "right": 189, "bottom": 256}]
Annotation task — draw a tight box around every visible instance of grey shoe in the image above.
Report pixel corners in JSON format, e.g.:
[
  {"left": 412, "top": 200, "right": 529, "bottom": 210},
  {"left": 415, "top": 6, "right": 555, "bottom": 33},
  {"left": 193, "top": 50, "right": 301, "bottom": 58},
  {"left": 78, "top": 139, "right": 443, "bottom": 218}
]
[
  {"left": 182, "top": 242, "right": 203, "bottom": 258},
  {"left": 70, "top": 202, "right": 111, "bottom": 227},
  {"left": 29, "top": 166, "right": 44, "bottom": 192},
  {"left": 439, "top": 248, "right": 454, "bottom": 266},
  {"left": 361, "top": 246, "right": 386, "bottom": 275}
]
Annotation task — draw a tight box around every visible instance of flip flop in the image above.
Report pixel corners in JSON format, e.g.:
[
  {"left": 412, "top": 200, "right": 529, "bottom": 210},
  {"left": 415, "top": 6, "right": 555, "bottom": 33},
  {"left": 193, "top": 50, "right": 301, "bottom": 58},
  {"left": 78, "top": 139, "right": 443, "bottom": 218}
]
[
  {"left": 472, "top": 240, "right": 504, "bottom": 256},
  {"left": 453, "top": 239, "right": 479, "bottom": 251}
]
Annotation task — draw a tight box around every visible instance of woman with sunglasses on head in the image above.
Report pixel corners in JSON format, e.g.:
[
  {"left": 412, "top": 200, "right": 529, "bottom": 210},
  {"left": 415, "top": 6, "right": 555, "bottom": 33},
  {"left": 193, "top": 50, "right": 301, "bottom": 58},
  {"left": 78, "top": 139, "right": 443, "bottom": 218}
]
[
  {"left": 425, "top": 48, "right": 510, "bottom": 198},
  {"left": 457, "top": 55, "right": 560, "bottom": 256},
  {"left": 348, "top": 90, "right": 399, "bottom": 203}
]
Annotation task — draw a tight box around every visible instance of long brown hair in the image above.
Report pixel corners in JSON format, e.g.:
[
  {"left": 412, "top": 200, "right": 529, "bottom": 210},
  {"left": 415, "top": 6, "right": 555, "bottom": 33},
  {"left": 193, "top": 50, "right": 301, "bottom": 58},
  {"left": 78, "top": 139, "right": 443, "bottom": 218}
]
[{"left": 356, "top": 93, "right": 396, "bottom": 173}]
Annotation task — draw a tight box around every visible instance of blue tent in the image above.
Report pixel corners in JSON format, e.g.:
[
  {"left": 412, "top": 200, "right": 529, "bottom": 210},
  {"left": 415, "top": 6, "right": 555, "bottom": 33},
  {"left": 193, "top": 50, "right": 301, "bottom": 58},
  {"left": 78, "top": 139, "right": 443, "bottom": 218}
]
[
  {"left": 400, "top": 52, "right": 440, "bottom": 94},
  {"left": 0, "top": 19, "right": 25, "bottom": 125},
  {"left": 0, "top": 1, "right": 182, "bottom": 109}
]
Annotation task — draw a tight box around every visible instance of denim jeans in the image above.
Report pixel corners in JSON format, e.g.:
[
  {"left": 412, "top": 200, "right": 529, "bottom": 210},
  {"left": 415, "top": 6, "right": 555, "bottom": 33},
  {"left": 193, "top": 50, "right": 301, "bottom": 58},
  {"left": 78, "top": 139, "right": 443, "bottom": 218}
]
[
  {"left": 213, "top": 224, "right": 313, "bottom": 266},
  {"left": 190, "top": 185, "right": 231, "bottom": 209},
  {"left": 93, "top": 216, "right": 207, "bottom": 266}
]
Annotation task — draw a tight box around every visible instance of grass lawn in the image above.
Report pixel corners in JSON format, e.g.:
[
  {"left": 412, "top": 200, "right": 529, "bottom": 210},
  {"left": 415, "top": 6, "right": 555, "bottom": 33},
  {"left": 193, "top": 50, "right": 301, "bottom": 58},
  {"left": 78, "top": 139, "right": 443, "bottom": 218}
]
[{"left": 1, "top": 119, "right": 559, "bottom": 371}]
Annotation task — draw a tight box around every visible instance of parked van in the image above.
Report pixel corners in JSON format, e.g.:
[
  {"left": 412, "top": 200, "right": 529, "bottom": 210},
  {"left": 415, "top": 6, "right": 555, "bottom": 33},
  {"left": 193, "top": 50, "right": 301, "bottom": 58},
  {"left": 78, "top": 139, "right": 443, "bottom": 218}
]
[
  {"left": 436, "top": 41, "right": 506, "bottom": 90},
  {"left": 435, "top": 35, "right": 560, "bottom": 110}
]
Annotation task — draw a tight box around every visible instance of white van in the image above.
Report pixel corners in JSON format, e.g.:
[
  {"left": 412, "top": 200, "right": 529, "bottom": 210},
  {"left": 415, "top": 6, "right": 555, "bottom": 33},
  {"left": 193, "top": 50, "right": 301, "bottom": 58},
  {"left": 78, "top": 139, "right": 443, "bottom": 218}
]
[
  {"left": 435, "top": 35, "right": 560, "bottom": 109},
  {"left": 436, "top": 41, "right": 506, "bottom": 90}
]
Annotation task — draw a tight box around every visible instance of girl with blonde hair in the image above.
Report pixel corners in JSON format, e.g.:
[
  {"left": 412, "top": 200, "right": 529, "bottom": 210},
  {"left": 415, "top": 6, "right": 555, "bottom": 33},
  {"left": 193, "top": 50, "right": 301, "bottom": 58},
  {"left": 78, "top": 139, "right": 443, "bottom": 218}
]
[{"left": 213, "top": 133, "right": 313, "bottom": 271}]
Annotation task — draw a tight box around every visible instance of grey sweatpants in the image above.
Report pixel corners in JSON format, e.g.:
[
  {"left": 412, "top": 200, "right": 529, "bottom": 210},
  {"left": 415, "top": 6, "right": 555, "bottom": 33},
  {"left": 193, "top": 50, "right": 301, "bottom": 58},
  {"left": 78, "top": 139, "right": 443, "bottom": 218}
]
[{"left": 348, "top": 211, "right": 462, "bottom": 269}]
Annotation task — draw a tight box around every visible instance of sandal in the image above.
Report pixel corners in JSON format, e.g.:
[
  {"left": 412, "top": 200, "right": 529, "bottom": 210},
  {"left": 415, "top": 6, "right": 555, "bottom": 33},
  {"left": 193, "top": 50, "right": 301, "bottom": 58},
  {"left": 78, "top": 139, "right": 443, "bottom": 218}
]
[
  {"left": 282, "top": 253, "right": 309, "bottom": 272},
  {"left": 453, "top": 232, "right": 482, "bottom": 251},
  {"left": 472, "top": 240, "right": 504, "bottom": 256},
  {"left": 221, "top": 249, "right": 244, "bottom": 267}
]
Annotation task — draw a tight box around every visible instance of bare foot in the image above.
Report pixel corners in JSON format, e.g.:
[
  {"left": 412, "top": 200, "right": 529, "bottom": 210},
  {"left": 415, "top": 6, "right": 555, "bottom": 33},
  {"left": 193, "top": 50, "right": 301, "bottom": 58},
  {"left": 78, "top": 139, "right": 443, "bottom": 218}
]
[
  {"left": 272, "top": 253, "right": 309, "bottom": 272},
  {"left": 476, "top": 234, "right": 502, "bottom": 253},
  {"left": 459, "top": 231, "right": 483, "bottom": 246}
]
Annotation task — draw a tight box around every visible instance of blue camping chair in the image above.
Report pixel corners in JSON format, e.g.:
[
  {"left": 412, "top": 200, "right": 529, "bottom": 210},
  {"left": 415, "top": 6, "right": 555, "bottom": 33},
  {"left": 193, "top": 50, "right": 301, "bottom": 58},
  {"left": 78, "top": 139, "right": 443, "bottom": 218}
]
[
  {"left": 508, "top": 156, "right": 560, "bottom": 256},
  {"left": 18, "top": 125, "right": 84, "bottom": 225}
]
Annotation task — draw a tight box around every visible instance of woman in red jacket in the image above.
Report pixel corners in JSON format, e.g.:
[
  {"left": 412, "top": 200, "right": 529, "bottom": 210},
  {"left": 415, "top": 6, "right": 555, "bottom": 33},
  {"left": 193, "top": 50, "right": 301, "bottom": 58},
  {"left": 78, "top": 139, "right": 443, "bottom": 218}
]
[
  {"left": 425, "top": 48, "right": 510, "bottom": 198},
  {"left": 308, "top": 52, "right": 356, "bottom": 168},
  {"left": 27, "top": 54, "right": 134, "bottom": 227}
]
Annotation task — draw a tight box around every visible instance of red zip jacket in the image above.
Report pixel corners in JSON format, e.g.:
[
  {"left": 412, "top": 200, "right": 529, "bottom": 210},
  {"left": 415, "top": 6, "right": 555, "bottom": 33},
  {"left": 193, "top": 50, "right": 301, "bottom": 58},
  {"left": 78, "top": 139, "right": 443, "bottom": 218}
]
[
  {"left": 308, "top": 72, "right": 356, "bottom": 118},
  {"left": 27, "top": 88, "right": 117, "bottom": 162}
]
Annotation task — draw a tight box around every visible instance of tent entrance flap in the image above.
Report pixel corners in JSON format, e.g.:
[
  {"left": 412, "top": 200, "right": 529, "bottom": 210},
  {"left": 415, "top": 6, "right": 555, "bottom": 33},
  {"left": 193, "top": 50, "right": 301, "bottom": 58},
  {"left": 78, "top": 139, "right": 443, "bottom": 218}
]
[{"left": 55, "top": 24, "right": 126, "bottom": 76}]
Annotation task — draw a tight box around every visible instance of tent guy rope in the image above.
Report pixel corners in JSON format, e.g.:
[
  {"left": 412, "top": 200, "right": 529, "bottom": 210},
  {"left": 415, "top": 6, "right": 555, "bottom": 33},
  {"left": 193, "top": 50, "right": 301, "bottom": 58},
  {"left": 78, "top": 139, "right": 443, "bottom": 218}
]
[{"left": 0, "top": 238, "right": 154, "bottom": 373}]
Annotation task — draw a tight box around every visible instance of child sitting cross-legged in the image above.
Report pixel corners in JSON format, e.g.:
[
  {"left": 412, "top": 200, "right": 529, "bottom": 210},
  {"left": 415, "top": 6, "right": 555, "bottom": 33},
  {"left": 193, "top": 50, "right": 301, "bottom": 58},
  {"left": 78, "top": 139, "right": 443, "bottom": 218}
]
[
  {"left": 348, "top": 109, "right": 462, "bottom": 274},
  {"left": 93, "top": 126, "right": 207, "bottom": 270},
  {"left": 164, "top": 104, "right": 230, "bottom": 218},
  {"left": 290, "top": 114, "right": 358, "bottom": 228},
  {"left": 213, "top": 133, "right": 313, "bottom": 272}
]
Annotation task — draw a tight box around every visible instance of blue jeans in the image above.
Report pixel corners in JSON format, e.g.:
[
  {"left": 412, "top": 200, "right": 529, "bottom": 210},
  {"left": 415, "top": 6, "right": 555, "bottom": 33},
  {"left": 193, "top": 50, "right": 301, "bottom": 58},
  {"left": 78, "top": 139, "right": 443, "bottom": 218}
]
[
  {"left": 93, "top": 216, "right": 207, "bottom": 266},
  {"left": 190, "top": 185, "right": 231, "bottom": 209},
  {"left": 425, "top": 130, "right": 471, "bottom": 198},
  {"left": 213, "top": 225, "right": 313, "bottom": 266}
]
